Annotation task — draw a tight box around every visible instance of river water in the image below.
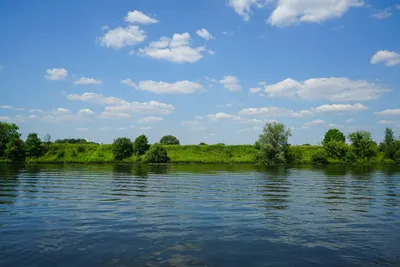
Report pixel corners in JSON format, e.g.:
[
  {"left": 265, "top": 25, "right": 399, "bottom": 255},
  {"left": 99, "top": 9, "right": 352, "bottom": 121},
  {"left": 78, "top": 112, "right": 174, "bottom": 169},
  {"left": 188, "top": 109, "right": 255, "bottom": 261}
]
[{"left": 0, "top": 164, "right": 399, "bottom": 267}]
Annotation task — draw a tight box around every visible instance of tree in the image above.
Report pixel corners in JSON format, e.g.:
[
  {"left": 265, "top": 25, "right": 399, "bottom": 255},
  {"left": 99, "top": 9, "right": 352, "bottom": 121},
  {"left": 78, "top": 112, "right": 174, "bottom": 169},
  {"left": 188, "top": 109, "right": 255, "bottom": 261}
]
[
  {"left": 379, "top": 128, "right": 399, "bottom": 160},
  {"left": 112, "top": 137, "right": 133, "bottom": 160},
  {"left": 25, "top": 133, "right": 43, "bottom": 157},
  {"left": 257, "top": 122, "right": 291, "bottom": 164},
  {"left": 199, "top": 142, "right": 207, "bottom": 145},
  {"left": 5, "top": 136, "right": 25, "bottom": 161},
  {"left": 43, "top": 133, "right": 51, "bottom": 143},
  {"left": 160, "top": 135, "right": 180, "bottom": 145},
  {"left": 348, "top": 131, "right": 376, "bottom": 160},
  {"left": 133, "top": 134, "right": 150, "bottom": 156},
  {"left": 322, "top": 128, "right": 345, "bottom": 145},
  {"left": 311, "top": 149, "right": 328, "bottom": 165},
  {"left": 144, "top": 143, "right": 170, "bottom": 163},
  {"left": 0, "top": 122, "right": 21, "bottom": 158},
  {"left": 324, "top": 140, "right": 350, "bottom": 159}
]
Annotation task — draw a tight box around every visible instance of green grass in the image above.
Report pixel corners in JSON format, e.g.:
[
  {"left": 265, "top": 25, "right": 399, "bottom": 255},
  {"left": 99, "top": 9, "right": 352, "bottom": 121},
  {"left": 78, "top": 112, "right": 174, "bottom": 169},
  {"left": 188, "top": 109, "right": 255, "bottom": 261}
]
[{"left": 17, "top": 143, "right": 397, "bottom": 165}]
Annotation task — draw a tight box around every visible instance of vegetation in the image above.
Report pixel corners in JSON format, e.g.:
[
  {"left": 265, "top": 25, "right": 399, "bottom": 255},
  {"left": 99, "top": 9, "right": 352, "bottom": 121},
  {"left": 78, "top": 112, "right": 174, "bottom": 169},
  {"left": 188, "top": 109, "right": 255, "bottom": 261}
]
[
  {"left": 25, "top": 133, "right": 43, "bottom": 158},
  {"left": 112, "top": 138, "right": 133, "bottom": 160},
  {"left": 311, "top": 149, "right": 329, "bottom": 165},
  {"left": 55, "top": 138, "right": 96, "bottom": 144},
  {"left": 322, "top": 128, "right": 346, "bottom": 145},
  {"left": 0, "top": 122, "right": 25, "bottom": 162},
  {"left": 133, "top": 134, "right": 150, "bottom": 156},
  {"left": 256, "top": 122, "right": 291, "bottom": 164},
  {"left": 348, "top": 131, "right": 377, "bottom": 161},
  {"left": 160, "top": 135, "right": 180, "bottom": 145},
  {"left": 144, "top": 143, "right": 170, "bottom": 163}
]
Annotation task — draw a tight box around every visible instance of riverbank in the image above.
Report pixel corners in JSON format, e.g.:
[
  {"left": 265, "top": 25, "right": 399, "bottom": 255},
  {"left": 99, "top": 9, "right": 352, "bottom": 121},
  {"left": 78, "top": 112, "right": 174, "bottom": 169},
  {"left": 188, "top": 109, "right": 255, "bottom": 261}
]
[{"left": 17, "top": 143, "right": 395, "bottom": 165}]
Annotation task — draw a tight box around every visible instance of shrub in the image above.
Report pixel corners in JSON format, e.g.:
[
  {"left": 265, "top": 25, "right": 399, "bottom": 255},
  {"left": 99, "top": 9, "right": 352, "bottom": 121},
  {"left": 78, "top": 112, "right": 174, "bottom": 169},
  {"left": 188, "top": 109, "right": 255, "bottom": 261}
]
[
  {"left": 25, "top": 133, "right": 43, "bottom": 158},
  {"left": 160, "top": 135, "right": 180, "bottom": 145},
  {"left": 5, "top": 137, "right": 25, "bottom": 162},
  {"left": 112, "top": 137, "right": 133, "bottom": 160},
  {"left": 394, "top": 150, "right": 400, "bottom": 164},
  {"left": 380, "top": 128, "right": 400, "bottom": 160},
  {"left": 322, "top": 128, "right": 346, "bottom": 145},
  {"left": 199, "top": 142, "right": 207, "bottom": 145},
  {"left": 77, "top": 145, "right": 85, "bottom": 153},
  {"left": 133, "top": 135, "right": 150, "bottom": 156},
  {"left": 144, "top": 143, "right": 170, "bottom": 163},
  {"left": 257, "top": 122, "right": 291, "bottom": 164},
  {"left": 348, "top": 131, "right": 376, "bottom": 161},
  {"left": 311, "top": 149, "right": 328, "bottom": 165},
  {"left": 287, "top": 146, "right": 303, "bottom": 164},
  {"left": 324, "top": 140, "right": 349, "bottom": 159}
]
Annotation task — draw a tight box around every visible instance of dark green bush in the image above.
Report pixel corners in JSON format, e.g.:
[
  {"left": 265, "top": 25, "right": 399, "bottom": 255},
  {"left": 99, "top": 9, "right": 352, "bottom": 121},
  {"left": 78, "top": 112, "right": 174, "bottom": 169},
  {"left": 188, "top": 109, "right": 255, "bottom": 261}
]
[
  {"left": 112, "top": 137, "right": 133, "bottom": 160},
  {"left": 311, "top": 149, "right": 328, "bottom": 165},
  {"left": 325, "top": 140, "right": 349, "bottom": 159},
  {"left": 160, "top": 135, "right": 180, "bottom": 145},
  {"left": 144, "top": 143, "right": 170, "bottom": 163},
  {"left": 133, "top": 135, "right": 150, "bottom": 156},
  {"left": 25, "top": 133, "right": 43, "bottom": 158}
]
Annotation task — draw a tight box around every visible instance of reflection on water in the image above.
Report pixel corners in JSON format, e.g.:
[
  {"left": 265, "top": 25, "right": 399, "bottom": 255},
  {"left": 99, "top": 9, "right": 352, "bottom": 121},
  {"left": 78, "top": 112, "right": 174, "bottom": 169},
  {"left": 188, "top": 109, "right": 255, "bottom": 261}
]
[{"left": 0, "top": 164, "right": 400, "bottom": 267}]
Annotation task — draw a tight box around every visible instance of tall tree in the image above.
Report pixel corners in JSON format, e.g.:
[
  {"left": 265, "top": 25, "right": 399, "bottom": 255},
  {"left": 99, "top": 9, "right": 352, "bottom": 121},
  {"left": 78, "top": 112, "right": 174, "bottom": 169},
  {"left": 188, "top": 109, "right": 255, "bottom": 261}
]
[
  {"left": 322, "top": 128, "right": 346, "bottom": 145},
  {"left": 379, "top": 128, "right": 398, "bottom": 160},
  {"left": 348, "top": 131, "right": 376, "bottom": 160},
  {"left": 257, "top": 122, "right": 291, "bottom": 164},
  {"left": 133, "top": 135, "right": 150, "bottom": 156},
  {"left": 25, "top": 133, "right": 43, "bottom": 158},
  {"left": 0, "top": 122, "right": 23, "bottom": 159}
]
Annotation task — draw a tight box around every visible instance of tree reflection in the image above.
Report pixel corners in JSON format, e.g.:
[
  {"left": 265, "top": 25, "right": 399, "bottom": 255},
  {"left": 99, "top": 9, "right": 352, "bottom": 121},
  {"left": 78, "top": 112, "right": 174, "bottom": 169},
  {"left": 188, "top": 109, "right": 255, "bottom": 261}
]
[
  {"left": 259, "top": 166, "right": 291, "bottom": 210},
  {"left": 0, "top": 164, "right": 22, "bottom": 206}
]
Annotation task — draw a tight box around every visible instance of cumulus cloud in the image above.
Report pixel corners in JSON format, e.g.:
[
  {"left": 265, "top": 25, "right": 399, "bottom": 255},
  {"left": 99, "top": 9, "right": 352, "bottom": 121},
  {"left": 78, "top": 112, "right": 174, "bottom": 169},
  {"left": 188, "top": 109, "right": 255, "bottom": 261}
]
[
  {"left": 207, "top": 112, "right": 236, "bottom": 120},
  {"left": 302, "top": 119, "right": 326, "bottom": 128},
  {"left": 29, "top": 114, "right": 38, "bottom": 119},
  {"left": 77, "top": 109, "right": 95, "bottom": 116},
  {"left": 124, "top": 10, "right": 159, "bottom": 24},
  {"left": 0, "top": 105, "right": 25, "bottom": 111},
  {"left": 216, "top": 103, "right": 233, "bottom": 108},
  {"left": 99, "top": 111, "right": 130, "bottom": 119},
  {"left": 378, "top": 120, "right": 400, "bottom": 125},
  {"left": 99, "top": 26, "right": 146, "bottom": 49},
  {"left": 196, "top": 28, "right": 215, "bottom": 40},
  {"left": 374, "top": 109, "right": 400, "bottom": 116},
  {"left": 239, "top": 106, "right": 313, "bottom": 118},
  {"left": 45, "top": 68, "right": 68, "bottom": 80},
  {"left": 120, "top": 79, "right": 137, "bottom": 88},
  {"left": 137, "top": 116, "right": 163, "bottom": 123},
  {"left": 126, "top": 80, "right": 204, "bottom": 94},
  {"left": 371, "top": 8, "right": 392, "bottom": 19},
  {"left": 315, "top": 103, "right": 368, "bottom": 113},
  {"left": 138, "top": 33, "right": 206, "bottom": 63},
  {"left": 56, "top": 108, "right": 72, "bottom": 114},
  {"left": 268, "top": 0, "right": 364, "bottom": 27},
  {"left": 74, "top": 77, "right": 102, "bottom": 85},
  {"left": 29, "top": 109, "right": 43, "bottom": 113},
  {"left": 263, "top": 77, "right": 389, "bottom": 101},
  {"left": 228, "top": 0, "right": 271, "bottom": 21},
  {"left": 371, "top": 50, "right": 400, "bottom": 67},
  {"left": 249, "top": 87, "right": 262, "bottom": 93},
  {"left": 220, "top": 76, "right": 242, "bottom": 92}
]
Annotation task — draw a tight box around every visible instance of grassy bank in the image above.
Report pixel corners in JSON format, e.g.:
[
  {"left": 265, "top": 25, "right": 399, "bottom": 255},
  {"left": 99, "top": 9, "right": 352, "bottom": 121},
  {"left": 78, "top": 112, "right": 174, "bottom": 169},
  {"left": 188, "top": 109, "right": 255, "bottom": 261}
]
[{"left": 21, "top": 143, "right": 395, "bottom": 164}]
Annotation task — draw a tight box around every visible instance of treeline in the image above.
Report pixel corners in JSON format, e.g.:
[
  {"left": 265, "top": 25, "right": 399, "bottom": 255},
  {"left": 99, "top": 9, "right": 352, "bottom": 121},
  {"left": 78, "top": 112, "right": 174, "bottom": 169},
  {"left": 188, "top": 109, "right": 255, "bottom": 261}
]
[{"left": 1, "top": 121, "right": 400, "bottom": 165}]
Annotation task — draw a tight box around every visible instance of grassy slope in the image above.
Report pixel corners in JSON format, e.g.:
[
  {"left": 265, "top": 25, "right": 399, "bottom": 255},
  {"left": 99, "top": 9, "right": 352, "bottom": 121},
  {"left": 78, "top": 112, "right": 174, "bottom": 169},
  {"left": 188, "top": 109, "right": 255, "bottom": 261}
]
[{"left": 25, "top": 143, "right": 393, "bottom": 164}]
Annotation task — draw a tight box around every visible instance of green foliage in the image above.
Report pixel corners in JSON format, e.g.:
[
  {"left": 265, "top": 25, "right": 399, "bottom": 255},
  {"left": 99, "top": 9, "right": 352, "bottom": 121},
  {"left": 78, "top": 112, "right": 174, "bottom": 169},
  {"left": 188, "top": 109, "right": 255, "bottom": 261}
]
[
  {"left": 287, "top": 146, "right": 304, "bottom": 163},
  {"left": 379, "top": 128, "right": 399, "bottom": 160},
  {"left": 257, "top": 122, "right": 291, "bottom": 164},
  {"left": 324, "top": 140, "right": 350, "bottom": 159},
  {"left": 254, "top": 141, "right": 261, "bottom": 150},
  {"left": 322, "top": 128, "right": 346, "bottom": 145},
  {"left": 348, "top": 131, "right": 377, "bottom": 161},
  {"left": 25, "top": 133, "right": 43, "bottom": 158},
  {"left": 199, "top": 142, "right": 207, "bottom": 145},
  {"left": 216, "top": 143, "right": 225, "bottom": 146},
  {"left": 112, "top": 137, "right": 133, "bottom": 160},
  {"left": 55, "top": 138, "right": 96, "bottom": 144},
  {"left": 311, "top": 149, "right": 328, "bottom": 165},
  {"left": 144, "top": 143, "right": 170, "bottom": 163},
  {"left": 5, "top": 136, "right": 25, "bottom": 161},
  {"left": 133, "top": 135, "right": 150, "bottom": 156},
  {"left": 0, "top": 122, "right": 21, "bottom": 158},
  {"left": 394, "top": 150, "right": 400, "bottom": 164},
  {"left": 160, "top": 135, "right": 180, "bottom": 145}
]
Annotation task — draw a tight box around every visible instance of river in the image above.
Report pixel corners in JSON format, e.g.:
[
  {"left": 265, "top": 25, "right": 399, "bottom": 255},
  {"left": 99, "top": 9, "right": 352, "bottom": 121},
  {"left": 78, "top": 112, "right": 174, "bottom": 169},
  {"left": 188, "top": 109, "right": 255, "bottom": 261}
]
[{"left": 1, "top": 164, "right": 399, "bottom": 266}]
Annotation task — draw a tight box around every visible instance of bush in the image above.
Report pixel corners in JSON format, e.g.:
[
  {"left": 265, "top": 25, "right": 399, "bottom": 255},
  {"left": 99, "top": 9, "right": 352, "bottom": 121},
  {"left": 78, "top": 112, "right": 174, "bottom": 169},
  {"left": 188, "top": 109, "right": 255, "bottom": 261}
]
[
  {"left": 144, "top": 143, "right": 170, "bottom": 163},
  {"left": 394, "top": 150, "right": 400, "bottom": 164},
  {"left": 112, "top": 137, "right": 133, "bottom": 160},
  {"left": 199, "top": 142, "right": 207, "bottom": 145},
  {"left": 160, "top": 135, "right": 180, "bottom": 145},
  {"left": 5, "top": 137, "right": 25, "bottom": 162},
  {"left": 311, "top": 149, "right": 328, "bottom": 165},
  {"left": 133, "top": 135, "right": 150, "bottom": 156},
  {"left": 324, "top": 140, "right": 349, "bottom": 159},
  {"left": 348, "top": 131, "right": 376, "bottom": 161},
  {"left": 25, "top": 133, "right": 43, "bottom": 158},
  {"left": 287, "top": 146, "right": 303, "bottom": 163},
  {"left": 257, "top": 122, "right": 291, "bottom": 164}
]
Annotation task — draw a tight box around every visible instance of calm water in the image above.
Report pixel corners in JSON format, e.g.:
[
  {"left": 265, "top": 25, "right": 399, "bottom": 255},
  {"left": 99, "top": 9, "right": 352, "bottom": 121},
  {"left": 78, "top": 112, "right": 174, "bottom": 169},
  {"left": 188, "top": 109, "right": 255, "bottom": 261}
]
[{"left": 1, "top": 164, "right": 399, "bottom": 267}]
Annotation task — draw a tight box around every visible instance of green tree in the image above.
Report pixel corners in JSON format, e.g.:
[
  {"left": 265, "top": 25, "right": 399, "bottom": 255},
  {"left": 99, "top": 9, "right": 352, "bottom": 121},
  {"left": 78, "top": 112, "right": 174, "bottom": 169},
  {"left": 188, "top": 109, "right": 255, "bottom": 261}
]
[
  {"left": 0, "top": 122, "right": 21, "bottom": 158},
  {"left": 5, "top": 136, "right": 25, "bottom": 161},
  {"left": 144, "top": 143, "right": 170, "bottom": 163},
  {"left": 112, "top": 137, "right": 133, "bottom": 160},
  {"left": 379, "top": 128, "right": 399, "bottom": 160},
  {"left": 311, "top": 149, "right": 328, "bottom": 165},
  {"left": 348, "top": 131, "right": 376, "bottom": 160},
  {"left": 324, "top": 140, "right": 350, "bottom": 159},
  {"left": 25, "top": 133, "right": 43, "bottom": 157},
  {"left": 133, "top": 134, "right": 150, "bottom": 156},
  {"left": 199, "top": 142, "right": 207, "bottom": 145},
  {"left": 257, "top": 122, "right": 291, "bottom": 164},
  {"left": 160, "top": 135, "right": 180, "bottom": 145},
  {"left": 322, "top": 128, "right": 346, "bottom": 145}
]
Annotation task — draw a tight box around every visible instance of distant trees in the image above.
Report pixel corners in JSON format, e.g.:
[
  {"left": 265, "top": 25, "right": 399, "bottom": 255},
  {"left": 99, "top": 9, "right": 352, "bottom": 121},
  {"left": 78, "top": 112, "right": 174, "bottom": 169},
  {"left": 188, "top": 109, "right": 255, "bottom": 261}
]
[
  {"left": 112, "top": 137, "right": 133, "bottom": 160},
  {"left": 25, "top": 133, "right": 43, "bottom": 158},
  {"left": 133, "top": 134, "right": 150, "bottom": 156},
  {"left": 348, "top": 131, "right": 376, "bottom": 161},
  {"left": 160, "top": 135, "right": 180, "bottom": 145},
  {"left": 256, "top": 122, "right": 291, "bottom": 164},
  {"left": 0, "top": 122, "right": 25, "bottom": 162},
  {"left": 380, "top": 128, "right": 400, "bottom": 160},
  {"left": 199, "top": 142, "right": 207, "bottom": 145},
  {"left": 322, "top": 129, "right": 348, "bottom": 159},
  {"left": 55, "top": 138, "right": 92, "bottom": 144},
  {"left": 144, "top": 143, "right": 170, "bottom": 163}
]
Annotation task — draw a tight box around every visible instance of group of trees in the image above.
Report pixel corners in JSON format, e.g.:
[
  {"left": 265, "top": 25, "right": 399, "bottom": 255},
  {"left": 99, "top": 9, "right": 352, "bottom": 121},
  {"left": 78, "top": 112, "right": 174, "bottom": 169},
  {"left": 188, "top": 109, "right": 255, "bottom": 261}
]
[
  {"left": 112, "top": 134, "right": 170, "bottom": 163},
  {"left": 254, "top": 122, "right": 400, "bottom": 165}
]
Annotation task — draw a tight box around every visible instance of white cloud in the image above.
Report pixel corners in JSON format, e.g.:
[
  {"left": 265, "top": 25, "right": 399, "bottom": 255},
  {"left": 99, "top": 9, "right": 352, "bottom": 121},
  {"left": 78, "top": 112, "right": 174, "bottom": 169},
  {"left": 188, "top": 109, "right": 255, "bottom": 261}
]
[
  {"left": 328, "top": 123, "right": 345, "bottom": 128},
  {"left": 249, "top": 87, "right": 262, "bottom": 93},
  {"left": 315, "top": 103, "right": 368, "bottom": 113},
  {"left": 396, "top": 4, "right": 400, "bottom": 10},
  {"left": 67, "top": 92, "right": 175, "bottom": 115},
  {"left": 374, "top": 109, "right": 400, "bottom": 116},
  {"left": 120, "top": 79, "right": 137, "bottom": 88},
  {"left": 378, "top": 120, "right": 400, "bottom": 125},
  {"left": 195, "top": 116, "right": 205, "bottom": 120},
  {"left": 137, "top": 116, "right": 163, "bottom": 123},
  {"left": 302, "top": 119, "right": 326, "bottom": 128},
  {"left": 29, "top": 114, "right": 38, "bottom": 119},
  {"left": 268, "top": 0, "right": 364, "bottom": 27},
  {"left": 29, "top": 109, "right": 43, "bottom": 113},
  {"left": 371, "top": 50, "right": 400, "bottom": 67},
  {"left": 124, "top": 10, "right": 158, "bottom": 24},
  {"left": 0, "top": 105, "right": 12, "bottom": 109},
  {"left": 56, "top": 108, "right": 72, "bottom": 114},
  {"left": 371, "top": 8, "right": 392, "bottom": 19},
  {"left": 228, "top": 0, "right": 270, "bottom": 21},
  {"left": 128, "top": 50, "right": 135, "bottom": 55},
  {"left": 263, "top": 77, "right": 389, "bottom": 101},
  {"left": 346, "top": 119, "right": 356, "bottom": 123},
  {"left": 238, "top": 106, "right": 312, "bottom": 118},
  {"left": 207, "top": 112, "right": 236, "bottom": 120},
  {"left": 138, "top": 33, "right": 206, "bottom": 63},
  {"left": 45, "top": 68, "right": 68, "bottom": 80},
  {"left": 77, "top": 109, "right": 95, "bottom": 116},
  {"left": 208, "top": 50, "right": 216, "bottom": 55},
  {"left": 101, "top": 25, "right": 109, "bottom": 31},
  {"left": 0, "top": 116, "right": 11, "bottom": 121},
  {"left": 238, "top": 126, "right": 262, "bottom": 132},
  {"left": 74, "top": 77, "right": 102, "bottom": 85},
  {"left": 220, "top": 76, "right": 242, "bottom": 92},
  {"left": 134, "top": 80, "right": 204, "bottom": 94},
  {"left": 216, "top": 103, "right": 233, "bottom": 107},
  {"left": 99, "top": 111, "right": 130, "bottom": 119},
  {"left": 76, "top": 128, "right": 89, "bottom": 132},
  {"left": 234, "top": 117, "right": 274, "bottom": 124},
  {"left": 140, "top": 126, "right": 151, "bottom": 131},
  {"left": 196, "top": 28, "right": 215, "bottom": 40},
  {"left": 99, "top": 26, "right": 146, "bottom": 49},
  {"left": 258, "top": 81, "right": 266, "bottom": 86}
]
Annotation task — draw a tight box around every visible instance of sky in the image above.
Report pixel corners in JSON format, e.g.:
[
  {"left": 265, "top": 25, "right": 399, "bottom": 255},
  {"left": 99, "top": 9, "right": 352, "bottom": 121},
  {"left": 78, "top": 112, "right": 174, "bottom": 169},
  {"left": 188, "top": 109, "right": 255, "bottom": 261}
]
[{"left": 0, "top": 0, "right": 399, "bottom": 145}]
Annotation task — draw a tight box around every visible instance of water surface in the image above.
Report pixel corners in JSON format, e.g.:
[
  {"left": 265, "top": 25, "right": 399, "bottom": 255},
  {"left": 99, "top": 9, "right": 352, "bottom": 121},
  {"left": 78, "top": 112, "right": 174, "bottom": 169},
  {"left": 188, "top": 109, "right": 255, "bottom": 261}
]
[{"left": 1, "top": 164, "right": 399, "bottom": 267}]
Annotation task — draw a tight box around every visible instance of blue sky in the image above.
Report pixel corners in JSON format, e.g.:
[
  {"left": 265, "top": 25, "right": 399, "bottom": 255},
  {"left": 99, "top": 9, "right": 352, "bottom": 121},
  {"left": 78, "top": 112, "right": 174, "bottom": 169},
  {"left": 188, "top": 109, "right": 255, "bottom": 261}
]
[{"left": 0, "top": 0, "right": 399, "bottom": 145}]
